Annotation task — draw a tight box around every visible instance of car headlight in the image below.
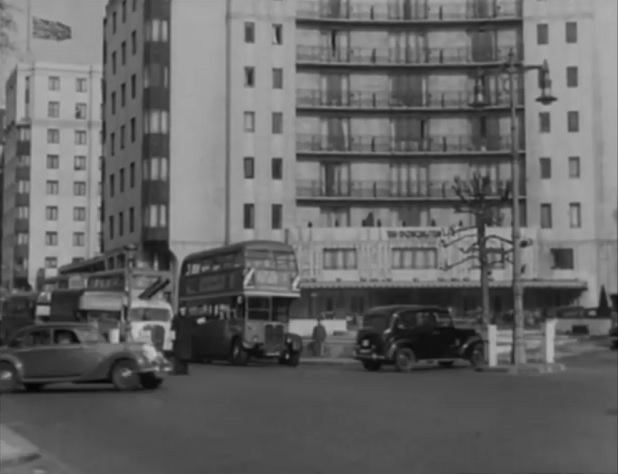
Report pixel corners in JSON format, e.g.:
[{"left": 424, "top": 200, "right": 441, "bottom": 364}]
[{"left": 141, "top": 344, "right": 158, "bottom": 361}]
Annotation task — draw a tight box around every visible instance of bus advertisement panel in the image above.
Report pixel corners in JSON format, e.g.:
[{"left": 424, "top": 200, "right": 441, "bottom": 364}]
[{"left": 178, "top": 241, "right": 303, "bottom": 367}]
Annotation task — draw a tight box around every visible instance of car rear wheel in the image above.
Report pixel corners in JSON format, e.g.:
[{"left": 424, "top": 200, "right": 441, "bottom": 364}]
[
  {"left": 111, "top": 360, "right": 141, "bottom": 391},
  {"left": 362, "top": 360, "right": 382, "bottom": 372},
  {"left": 23, "top": 383, "right": 46, "bottom": 392},
  {"left": 394, "top": 348, "right": 416, "bottom": 372},
  {"left": 469, "top": 343, "right": 485, "bottom": 369},
  {"left": 140, "top": 373, "right": 163, "bottom": 390},
  {"left": 230, "top": 340, "right": 249, "bottom": 366},
  {"left": 0, "top": 362, "right": 19, "bottom": 394},
  {"left": 286, "top": 352, "right": 300, "bottom": 367}
]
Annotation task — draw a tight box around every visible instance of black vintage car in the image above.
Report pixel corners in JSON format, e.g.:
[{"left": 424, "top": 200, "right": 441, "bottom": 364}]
[{"left": 354, "top": 305, "right": 485, "bottom": 372}]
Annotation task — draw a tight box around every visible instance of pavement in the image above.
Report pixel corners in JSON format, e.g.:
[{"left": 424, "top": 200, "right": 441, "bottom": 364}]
[{"left": 0, "top": 350, "right": 616, "bottom": 474}]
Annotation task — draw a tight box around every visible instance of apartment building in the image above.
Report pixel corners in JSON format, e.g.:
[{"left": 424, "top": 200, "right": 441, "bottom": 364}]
[
  {"left": 2, "top": 62, "right": 102, "bottom": 290},
  {"left": 0, "top": 108, "right": 5, "bottom": 286},
  {"left": 101, "top": 0, "right": 296, "bottom": 274}
]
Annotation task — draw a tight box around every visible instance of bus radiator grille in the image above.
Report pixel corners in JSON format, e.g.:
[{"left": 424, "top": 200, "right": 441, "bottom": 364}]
[{"left": 264, "top": 324, "right": 285, "bottom": 352}]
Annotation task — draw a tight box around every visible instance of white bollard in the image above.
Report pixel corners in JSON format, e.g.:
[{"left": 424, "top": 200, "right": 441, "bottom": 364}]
[
  {"left": 486, "top": 324, "right": 498, "bottom": 367},
  {"left": 108, "top": 328, "right": 120, "bottom": 344},
  {"left": 542, "top": 319, "right": 556, "bottom": 364}
]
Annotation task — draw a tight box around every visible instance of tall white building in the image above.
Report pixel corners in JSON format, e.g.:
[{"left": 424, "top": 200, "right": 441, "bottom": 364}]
[{"left": 2, "top": 62, "right": 102, "bottom": 289}]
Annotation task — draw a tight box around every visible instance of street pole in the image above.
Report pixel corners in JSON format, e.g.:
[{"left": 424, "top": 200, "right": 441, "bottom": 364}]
[{"left": 508, "top": 49, "right": 526, "bottom": 366}]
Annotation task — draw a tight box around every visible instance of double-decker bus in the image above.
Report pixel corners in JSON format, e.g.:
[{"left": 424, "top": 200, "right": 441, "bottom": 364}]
[
  {"left": 178, "top": 240, "right": 303, "bottom": 366},
  {"left": 49, "top": 268, "right": 175, "bottom": 352}
]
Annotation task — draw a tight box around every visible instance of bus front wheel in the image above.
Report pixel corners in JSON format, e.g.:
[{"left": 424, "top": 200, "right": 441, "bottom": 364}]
[{"left": 230, "top": 340, "right": 249, "bottom": 366}]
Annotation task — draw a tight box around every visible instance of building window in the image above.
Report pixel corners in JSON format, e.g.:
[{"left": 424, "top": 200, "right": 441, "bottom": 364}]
[
  {"left": 131, "top": 74, "right": 136, "bottom": 98},
  {"left": 272, "top": 68, "right": 283, "bottom": 89},
  {"left": 271, "top": 158, "right": 283, "bottom": 180},
  {"left": 551, "top": 248, "right": 574, "bottom": 270},
  {"left": 272, "top": 112, "right": 283, "bottom": 134},
  {"left": 121, "top": 83, "right": 126, "bottom": 107},
  {"left": 119, "top": 212, "right": 124, "bottom": 236},
  {"left": 73, "top": 232, "right": 86, "bottom": 247},
  {"left": 17, "top": 180, "right": 30, "bottom": 193},
  {"left": 48, "top": 101, "right": 60, "bottom": 118},
  {"left": 120, "top": 125, "right": 126, "bottom": 149},
  {"left": 74, "top": 155, "right": 86, "bottom": 170},
  {"left": 566, "top": 21, "right": 577, "bottom": 43},
  {"left": 46, "top": 154, "right": 59, "bottom": 169},
  {"left": 131, "top": 30, "right": 137, "bottom": 55},
  {"left": 73, "top": 207, "right": 86, "bottom": 221},
  {"left": 244, "top": 111, "right": 255, "bottom": 132},
  {"left": 129, "top": 207, "right": 135, "bottom": 232},
  {"left": 130, "top": 162, "right": 135, "bottom": 187},
  {"left": 45, "top": 231, "right": 58, "bottom": 246},
  {"left": 112, "top": 51, "right": 117, "bottom": 74},
  {"left": 121, "top": 41, "right": 126, "bottom": 65},
  {"left": 18, "top": 127, "right": 31, "bottom": 141},
  {"left": 45, "top": 206, "right": 58, "bottom": 220},
  {"left": 539, "top": 157, "right": 551, "bottom": 179},
  {"left": 48, "top": 76, "right": 60, "bottom": 91},
  {"left": 76, "top": 78, "right": 87, "bottom": 92},
  {"left": 243, "top": 157, "right": 254, "bottom": 179},
  {"left": 109, "top": 216, "right": 115, "bottom": 239},
  {"left": 145, "top": 205, "right": 167, "bottom": 227},
  {"left": 75, "top": 130, "right": 87, "bottom": 145},
  {"left": 391, "top": 247, "right": 438, "bottom": 269},
  {"left": 17, "top": 233, "right": 29, "bottom": 245},
  {"left": 567, "top": 111, "right": 579, "bottom": 132},
  {"left": 120, "top": 168, "right": 125, "bottom": 191},
  {"left": 568, "top": 156, "right": 580, "bottom": 178},
  {"left": 46, "top": 180, "right": 59, "bottom": 195},
  {"left": 110, "top": 132, "right": 116, "bottom": 155},
  {"left": 271, "top": 204, "right": 283, "bottom": 229},
  {"left": 537, "top": 24, "right": 548, "bottom": 45},
  {"left": 323, "top": 248, "right": 357, "bottom": 270},
  {"left": 244, "top": 22, "right": 255, "bottom": 43},
  {"left": 566, "top": 66, "right": 578, "bottom": 87},
  {"left": 243, "top": 204, "right": 255, "bottom": 229},
  {"left": 244, "top": 67, "right": 255, "bottom": 87},
  {"left": 130, "top": 117, "right": 136, "bottom": 142},
  {"left": 539, "top": 112, "right": 550, "bottom": 133},
  {"left": 47, "top": 128, "right": 60, "bottom": 143},
  {"left": 142, "top": 157, "right": 169, "bottom": 181},
  {"left": 569, "top": 203, "right": 581, "bottom": 228},
  {"left": 17, "top": 206, "right": 29, "bottom": 219},
  {"left": 16, "top": 155, "right": 30, "bottom": 166},
  {"left": 144, "top": 110, "right": 169, "bottom": 134},
  {"left": 111, "top": 91, "right": 116, "bottom": 114},
  {"left": 540, "top": 203, "right": 552, "bottom": 228},
  {"left": 272, "top": 24, "right": 283, "bottom": 45},
  {"left": 112, "top": 11, "right": 117, "bottom": 32},
  {"left": 132, "top": 0, "right": 136, "bottom": 12},
  {"left": 75, "top": 102, "right": 87, "bottom": 119},
  {"left": 110, "top": 174, "right": 115, "bottom": 197},
  {"left": 45, "top": 257, "right": 58, "bottom": 269},
  {"left": 74, "top": 181, "right": 86, "bottom": 196},
  {"left": 144, "top": 19, "right": 169, "bottom": 42}
]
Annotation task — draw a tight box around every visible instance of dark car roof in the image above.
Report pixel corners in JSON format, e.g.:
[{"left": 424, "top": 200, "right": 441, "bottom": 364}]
[{"left": 364, "top": 305, "right": 449, "bottom": 316}]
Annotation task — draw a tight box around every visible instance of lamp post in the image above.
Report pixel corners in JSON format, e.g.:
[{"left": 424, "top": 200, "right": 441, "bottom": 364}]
[
  {"left": 471, "top": 48, "right": 556, "bottom": 367},
  {"left": 123, "top": 244, "right": 138, "bottom": 341}
]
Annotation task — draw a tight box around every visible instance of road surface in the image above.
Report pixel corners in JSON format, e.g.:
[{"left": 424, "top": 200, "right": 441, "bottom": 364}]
[{"left": 1, "top": 352, "right": 617, "bottom": 474}]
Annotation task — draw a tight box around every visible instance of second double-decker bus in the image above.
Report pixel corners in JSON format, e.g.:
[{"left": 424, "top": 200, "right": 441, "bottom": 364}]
[{"left": 178, "top": 240, "right": 303, "bottom": 366}]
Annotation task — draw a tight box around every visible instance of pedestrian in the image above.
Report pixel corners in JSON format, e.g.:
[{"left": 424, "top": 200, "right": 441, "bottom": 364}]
[
  {"left": 172, "top": 309, "right": 193, "bottom": 375},
  {"left": 311, "top": 317, "right": 327, "bottom": 357}
]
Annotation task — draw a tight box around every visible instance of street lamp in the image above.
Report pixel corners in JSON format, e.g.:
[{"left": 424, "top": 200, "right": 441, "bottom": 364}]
[{"left": 470, "top": 48, "right": 556, "bottom": 367}]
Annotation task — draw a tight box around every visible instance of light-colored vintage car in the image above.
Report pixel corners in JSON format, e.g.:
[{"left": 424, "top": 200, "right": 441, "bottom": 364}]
[{"left": 0, "top": 322, "right": 171, "bottom": 393}]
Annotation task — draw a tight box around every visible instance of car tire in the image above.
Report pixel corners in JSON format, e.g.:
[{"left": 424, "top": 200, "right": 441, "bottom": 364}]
[
  {"left": 469, "top": 343, "right": 485, "bottom": 369},
  {"left": 394, "top": 348, "right": 417, "bottom": 372},
  {"left": 286, "top": 352, "right": 301, "bottom": 367},
  {"left": 438, "top": 361, "right": 455, "bottom": 368},
  {"left": 23, "top": 383, "right": 46, "bottom": 392},
  {"left": 362, "top": 360, "right": 382, "bottom": 372},
  {"left": 230, "top": 340, "right": 249, "bottom": 366},
  {"left": 0, "top": 362, "right": 20, "bottom": 394},
  {"left": 111, "top": 359, "right": 141, "bottom": 391},
  {"left": 140, "top": 373, "right": 163, "bottom": 390}
]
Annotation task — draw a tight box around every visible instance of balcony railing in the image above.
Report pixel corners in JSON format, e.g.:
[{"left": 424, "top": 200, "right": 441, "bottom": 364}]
[
  {"left": 296, "top": 88, "right": 524, "bottom": 110},
  {"left": 297, "top": 133, "right": 518, "bottom": 153},
  {"left": 297, "top": 0, "right": 522, "bottom": 22},
  {"left": 297, "top": 45, "right": 520, "bottom": 66},
  {"left": 296, "top": 179, "right": 515, "bottom": 200}
]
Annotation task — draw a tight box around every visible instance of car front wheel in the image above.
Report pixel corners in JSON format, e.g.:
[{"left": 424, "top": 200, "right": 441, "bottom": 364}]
[
  {"left": 111, "top": 360, "right": 141, "bottom": 391},
  {"left": 394, "top": 348, "right": 417, "bottom": 372},
  {"left": 23, "top": 383, "right": 46, "bottom": 392},
  {"left": 469, "top": 343, "right": 485, "bottom": 369},
  {"left": 0, "top": 362, "right": 19, "bottom": 394},
  {"left": 362, "top": 360, "right": 382, "bottom": 372},
  {"left": 230, "top": 340, "right": 249, "bottom": 366}
]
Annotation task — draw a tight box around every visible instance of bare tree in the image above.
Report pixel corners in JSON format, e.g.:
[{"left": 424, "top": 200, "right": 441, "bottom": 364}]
[
  {"left": 0, "top": 0, "right": 16, "bottom": 53},
  {"left": 447, "top": 172, "right": 513, "bottom": 325}
]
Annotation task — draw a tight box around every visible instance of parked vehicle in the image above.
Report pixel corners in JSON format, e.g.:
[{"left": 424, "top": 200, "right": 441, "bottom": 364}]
[
  {"left": 609, "top": 324, "right": 618, "bottom": 350},
  {"left": 178, "top": 240, "right": 303, "bottom": 366},
  {"left": 0, "top": 322, "right": 171, "bottom": 393},
  {"left": 354, "top": 305, "right": 485, "bottom": 372}
]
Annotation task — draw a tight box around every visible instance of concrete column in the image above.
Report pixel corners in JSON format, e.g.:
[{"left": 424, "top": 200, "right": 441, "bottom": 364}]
[
  {"left": 485, "top": 324, "right": 498, "bottom": 367},
  {"left": 542, "top": 319, "right": 556, "bottom": 364}
]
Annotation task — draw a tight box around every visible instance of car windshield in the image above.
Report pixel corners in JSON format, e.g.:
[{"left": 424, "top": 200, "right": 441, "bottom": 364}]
[
  {"left": 128, "top": 307, "right": 172, "bottom": 322},
  {"left": 75, "top": 327, "right": 106, "bottom": 343},
  {"left": 362, "top": 313, "right": 391, "bottom": 332}
]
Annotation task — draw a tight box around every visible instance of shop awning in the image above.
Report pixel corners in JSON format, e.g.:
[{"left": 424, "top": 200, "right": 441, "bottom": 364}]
[{"left": 300, "top": 279, "right": 587, "bottom": 290}]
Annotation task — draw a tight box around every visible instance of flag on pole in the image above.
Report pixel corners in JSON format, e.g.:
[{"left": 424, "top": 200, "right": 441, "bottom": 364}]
[{"left": 32, "top": 17, "right": 72, "bottom": 41}]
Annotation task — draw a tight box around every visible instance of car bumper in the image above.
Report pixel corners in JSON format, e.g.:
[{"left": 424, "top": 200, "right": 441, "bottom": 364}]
[
  {"left": 138, "top": 358, "right": 173, "bottom": 375},
  {"left": 354, "top": 350, "right": 388, "bottom": 361}
]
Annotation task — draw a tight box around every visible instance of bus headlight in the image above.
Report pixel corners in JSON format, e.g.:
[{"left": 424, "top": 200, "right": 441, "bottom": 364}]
[{"left": 286, "top": 337, "right": 292, "bottom": 345}]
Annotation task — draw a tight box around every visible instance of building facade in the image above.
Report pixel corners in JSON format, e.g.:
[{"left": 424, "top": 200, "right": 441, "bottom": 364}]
[
  {"left": 2, "top": 62, "right": 102, "bottom": 289},
  {"left": 101, "top": 0, "right": 297, "bottom": 277}
]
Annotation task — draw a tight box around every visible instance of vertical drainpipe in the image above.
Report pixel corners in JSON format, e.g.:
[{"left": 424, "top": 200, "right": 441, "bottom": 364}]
[{"left": 224, "top": 0, "right": 232, "bottom": 245}]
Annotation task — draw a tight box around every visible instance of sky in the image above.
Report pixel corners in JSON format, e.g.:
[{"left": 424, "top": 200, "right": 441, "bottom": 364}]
[{"left": 1, "top": 0, "right": 107, "bottom": 106}]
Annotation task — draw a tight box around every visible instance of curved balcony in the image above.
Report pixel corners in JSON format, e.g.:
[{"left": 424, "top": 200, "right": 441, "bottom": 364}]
[
  {"left": 296, "top": 133, "right": 522, "bottom": 157},
  {"left": 296, "top": 88, "right": 524, "bottom": 113},
  {"left": 296, "top": 179, "right": 518, "bottom": 201},
  {"left": 297, "top": 45, "right": 520, "bottom": 69},
  {"left": 297, "top": 0, "right": 522, "bottom": 26}
]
